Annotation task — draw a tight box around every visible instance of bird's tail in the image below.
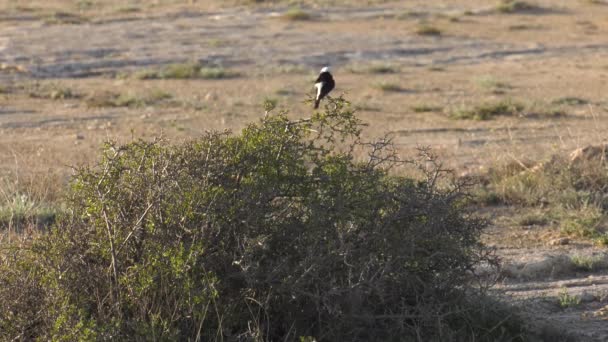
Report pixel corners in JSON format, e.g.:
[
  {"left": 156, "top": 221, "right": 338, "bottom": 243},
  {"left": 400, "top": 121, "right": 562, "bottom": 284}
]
[{"left": 314, "top": 99, "right": 320, "bottom": 109}]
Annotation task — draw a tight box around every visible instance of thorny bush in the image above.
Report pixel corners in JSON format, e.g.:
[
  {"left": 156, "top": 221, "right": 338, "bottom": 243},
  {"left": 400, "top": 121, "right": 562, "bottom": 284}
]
[{"left": 1, "top": 97, "right": 529, "bottom": 341}]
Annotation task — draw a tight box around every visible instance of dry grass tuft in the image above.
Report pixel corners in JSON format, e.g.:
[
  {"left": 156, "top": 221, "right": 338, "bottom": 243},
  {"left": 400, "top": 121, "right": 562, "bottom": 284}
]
[
  {"left": 281, "top": 7, "right": 311, "bottom": 21},
  {"left": 135, "top": 63, "right": 239, "bottom": 80},
  {"left": 450, "top": 100, "right": 524, "bottom": 120},
  {"left": 372, "top": 81, "right": 403, "bottom": 92},
  {"left": 85, "top": 89, "right": 172, "bottom": 108},
  {"left": 496, "top": 0, "right": 538, "bottom": 13},
  {"left": 415, "top": 24, "right": 442, "bottom": 36}
]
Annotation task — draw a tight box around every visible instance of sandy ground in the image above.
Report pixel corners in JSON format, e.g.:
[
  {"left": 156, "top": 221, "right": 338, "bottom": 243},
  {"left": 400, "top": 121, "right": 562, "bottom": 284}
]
[{"left": 3, "top": 0, "right": 608, "bottom": 339}]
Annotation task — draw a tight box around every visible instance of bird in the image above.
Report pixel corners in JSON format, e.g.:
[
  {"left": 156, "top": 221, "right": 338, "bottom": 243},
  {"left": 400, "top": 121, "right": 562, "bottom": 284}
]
[{"left": 313, "top": 66, "right": 335, "bottom": 109}]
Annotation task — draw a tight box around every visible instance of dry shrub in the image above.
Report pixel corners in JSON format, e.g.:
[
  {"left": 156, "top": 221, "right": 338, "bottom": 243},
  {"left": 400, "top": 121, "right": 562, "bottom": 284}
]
[
  {"left": 480, "top": 153, "right": 608, "bottom": 244},
  {"left": 0, "top": 97, "right": 529, "bottom": 341}
]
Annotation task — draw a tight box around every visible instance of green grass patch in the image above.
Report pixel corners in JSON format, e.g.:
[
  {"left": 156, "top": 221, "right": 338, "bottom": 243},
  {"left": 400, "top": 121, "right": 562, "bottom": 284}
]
[
  {"left": 275, "top": 89, "right": 294, "bottom": 96},
  {"left": 367, "top": 64, "right": 399, "bottom": 74},
  {"left": 373, "top": 82, "right": 403, "bottom": 92},
  {"left": 450, "top": 100, "right": 524, "bottom": 120},
  {"left": 508, "top": 24, "right": 543, "bottom": 30},
  {"left": 474, "top": 75, "right": 512, "bottom": 92},
  {"left": 558, "top": 206, "right": 604, "bottom": 239},
  {"left": 570, "top": 254, "right": 607, "bottom": 272},
  {"left": 86, "top": 90, "right": 172, "bottom": 108},
  {"left": 428, "top": 66, "right": 446, "bottom": 72},
  {"left": 281, "top": 7, "right": 312, "bottom": 21},
  {"left": 415, "top": 24, "right": 442, "bottom": 36},
  {"left": 412, "top": 104, "right": 443, "bottom": 113},
  {"left": 516, "top": 211, "right": 549, "bottom": 226},
  {"left": 451, "top": 100, "right": 565, "bottom": 120},
  {"left": 135, "top": 63, "right": 239, "bottom": 80},
  {"left": 477, "top": 149, "right": 608, "bottom": 245},
  {"left": 114, "top": 5, "right": 141, "bottom": 13},
  {"left": 558, "top": 288, "right": 581, "bottom": 309},
  {"left": 0, "top": 193, "right": 58, "bottom": 231},
  {"left": 347, "top": 63, "right": 399, "bottom": 74},
  {"left": 270, "top": 64, "right": 308, "bottom": 74},
  {"left": 207, "top": 38, "right": 229, "bottom": 47},
  {"left": 23, "top": 82, "right": 81, "bottom": 100},
  {"left": 43, "top": 11, "right": 88, "bottom": 25},
  {"left": 496, "top": 0, "right": 538, "bottom": 13},
  {"left": 551, "top": 97, "right": 589, "bottom": 106},
  {"left": 396, "top": 10, "right": 426, "bottom": 20}
]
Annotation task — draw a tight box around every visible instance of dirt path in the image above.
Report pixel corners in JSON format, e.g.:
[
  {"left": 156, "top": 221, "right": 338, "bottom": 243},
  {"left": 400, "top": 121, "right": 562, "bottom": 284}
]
[{"left": 2, "top": 3, "right": 608, "bottom": 79}]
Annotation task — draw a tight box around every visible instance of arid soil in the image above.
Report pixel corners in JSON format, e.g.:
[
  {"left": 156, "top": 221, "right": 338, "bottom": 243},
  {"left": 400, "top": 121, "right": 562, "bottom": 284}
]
[{"left": 3, "top": 0, "right": 608, "bottom": 339}]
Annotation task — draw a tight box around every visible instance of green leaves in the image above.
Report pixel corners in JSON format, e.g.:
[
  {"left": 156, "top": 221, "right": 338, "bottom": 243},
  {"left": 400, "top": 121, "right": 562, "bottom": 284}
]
[{"left": 0, "top": 97, "right": 516, "bottom": 341}]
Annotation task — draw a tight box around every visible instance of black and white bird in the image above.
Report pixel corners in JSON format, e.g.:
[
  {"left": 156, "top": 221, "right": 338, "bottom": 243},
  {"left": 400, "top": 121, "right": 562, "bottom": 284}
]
[{"left": 313, "top": 66, "right": 335, "bottom": 109}]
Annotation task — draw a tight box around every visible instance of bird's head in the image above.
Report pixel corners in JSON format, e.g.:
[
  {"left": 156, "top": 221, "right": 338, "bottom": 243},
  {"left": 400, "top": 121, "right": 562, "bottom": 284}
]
[{"left": 320, "top": 66, "right": 330, "bottom": 73}]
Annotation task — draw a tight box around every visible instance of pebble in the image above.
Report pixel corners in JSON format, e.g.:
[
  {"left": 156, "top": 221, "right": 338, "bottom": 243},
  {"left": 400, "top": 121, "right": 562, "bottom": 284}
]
[
  {"left": 549, "top": 237, "right": 570, "bottom": 246},
  {"left": 579, "top": 291, "right": 596, "bottom": 303}
]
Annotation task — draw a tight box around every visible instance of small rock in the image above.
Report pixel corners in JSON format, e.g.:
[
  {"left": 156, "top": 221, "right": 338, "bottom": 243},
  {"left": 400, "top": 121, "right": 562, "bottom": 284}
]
[
  {"left": 549, "top": 237, "right": 570, "bottom": 246},
  {"left": 75, "top": 133, "right": 85, "bottom": 140},
  {"left": 570, "top": 144, "right": 608, "bottom": 165},
  {"left": 205, "top": 92, "right": 218, "bottom": 101},
  {"left": 518, "top": 254, "right": 573, "bottom": 280},
  {"left": 592, "top": 305, "right": 608, "bottom": 317},
  {"left": 579, "top": 291, "right": 596, "bottom": 303}
]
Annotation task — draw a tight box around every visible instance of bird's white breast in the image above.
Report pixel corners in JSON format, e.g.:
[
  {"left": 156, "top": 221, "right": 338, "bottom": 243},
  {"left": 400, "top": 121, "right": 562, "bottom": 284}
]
[{"left": 314, "top": 82, "right": 323, "bottom": 99}]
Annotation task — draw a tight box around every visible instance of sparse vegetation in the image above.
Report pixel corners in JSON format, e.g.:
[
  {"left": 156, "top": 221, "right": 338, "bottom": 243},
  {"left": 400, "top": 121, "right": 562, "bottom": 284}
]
[
  {"left": 0, "top": 174, "right": 63, "bottom": 233},
  {"left": 508, "top": 24, "right": 541, "bottom": 30},
  {"left": 475, "top": 75, "right": 512, "bottom": 92},
  {"left": 271, "top": 64, "right": 308, "bottom": 74},
  {"left": 558, "top": 288, "right": 581, "bottom": 309},
  {"left": 207, "top": 38, "right": 229, "bottom": 47},
  {"left": 517, "top": 211, "right": 549, "bottom": 226},
  {"left": 415, "top": 24, "right": 442, "bottom": 36},
  {"left": 450, "top": 100, "right": 565, "bottom": 120},
  {"left": 85, "top": 90, "right": 172, "bottom": 108},
  {"left": 551, "top": 97, "right": 589, "bottom": 106},
  {"left": 0, "top": 191, "right": 57, "bottom": 232},
  {"left": 428, "top": 65, "right": 446, "bottom": 72},
  {"left": 43, "top": 11, "right": 88, "bottom": 25},
  {"left": 570, "top": 254, "right": 607, "bottom": 272},
  {"left": 558, "top": 206, "right": 604, "bottom": 239},
  {"left": 135, "top": 63, "right": 239, "bottom": 80},
  {"left": 23, "top": 82, "right": 81, "bottom": 100},
  {"left": 496, "top": 0, "right": 538, "bottom": 13},
  {"left": 412, "top": 104, "right": 443, "bottom": 113},
  {"left": 367, "top": 64, "right": 399, "bottom": 74},
  {"left": 281, "top": 7, "right": 311, "bottom": 21},
  {"left": 450, "top": 100, "right": 524, "bottom": 120},
  {"left": 114, "top": 5, "right": 140, "bottom": 13},
  {"left": 275, "top": 88, "right": 293, "bottom": 96},
  {"left": 478, "top": 148, "right": 608, "bottom": 245},
  {"left": 347, "top": 63, "right": 399, "bottom": 74},
  {"left": 396, "top": 10, "right": 425, "bottom": 20},
  {"left": 372, "top": 81, "right": 403, "bottom": 92}
]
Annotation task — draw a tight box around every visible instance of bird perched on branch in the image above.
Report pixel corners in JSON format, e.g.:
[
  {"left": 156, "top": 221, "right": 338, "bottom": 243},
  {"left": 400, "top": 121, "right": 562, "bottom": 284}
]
[{"left": 313, "top": 66, "right": 335, "bottom": 109}]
